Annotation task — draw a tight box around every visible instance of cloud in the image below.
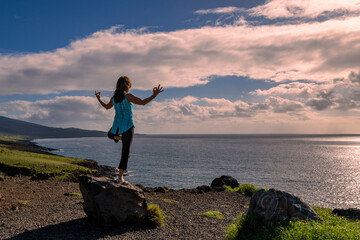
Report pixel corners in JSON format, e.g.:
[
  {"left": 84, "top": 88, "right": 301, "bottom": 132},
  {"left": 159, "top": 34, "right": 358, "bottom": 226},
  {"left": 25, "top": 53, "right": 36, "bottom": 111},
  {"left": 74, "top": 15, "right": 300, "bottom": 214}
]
[
  {"left": 249, "top": 0, "right": 360, "bottom": 19},
  {"left": 1, "top": 12, "right": 360, "bottom": 95},
  {"left": 194, "top": 7, "right": 245, "bottom": 15},
  {"left": 266, "top": 96, "right": 304, "bottom": 113},
  {"left": 0, "top": 96, "right": 114, "bottom": 129},
  {"left": 252, "top": 71, "right": 360, "bottom": 111},
  {"left": 0, "top": 94, "right": 308, "bottom": 131},
  {"left": 3, "top": 90, "right": 360, "bottom": 133}
]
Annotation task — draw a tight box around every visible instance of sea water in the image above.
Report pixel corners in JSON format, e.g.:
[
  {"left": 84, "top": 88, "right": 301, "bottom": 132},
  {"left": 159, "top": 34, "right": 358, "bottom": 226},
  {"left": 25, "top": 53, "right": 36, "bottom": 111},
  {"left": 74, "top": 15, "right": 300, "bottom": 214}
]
[{"left": 35, "top": 134, "right": 360, "bottom": 209}]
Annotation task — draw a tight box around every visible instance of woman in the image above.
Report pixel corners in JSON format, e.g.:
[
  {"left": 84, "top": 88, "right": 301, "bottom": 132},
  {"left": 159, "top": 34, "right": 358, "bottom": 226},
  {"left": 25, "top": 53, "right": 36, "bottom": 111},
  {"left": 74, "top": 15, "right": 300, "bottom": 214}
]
[{"left": 95, "top": 76, "right": 164, "bottom": 184}]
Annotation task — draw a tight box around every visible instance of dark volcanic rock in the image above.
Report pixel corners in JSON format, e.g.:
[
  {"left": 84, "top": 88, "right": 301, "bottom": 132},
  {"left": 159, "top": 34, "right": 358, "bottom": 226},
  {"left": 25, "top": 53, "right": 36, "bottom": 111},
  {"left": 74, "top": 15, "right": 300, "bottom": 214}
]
[
  {"left": 196, "top": 185, "right": 212, "bottom": 193},
  {"left": 78, "top": 175, "right": 147, "bottom": 226},
  {"left": 211, "top": 175, "right": 239, "bottom": 191},
  {"left": 333, "top": 208, "right": 360, "bottom": 220},
  {"left": 0, "top": 163, "right": 32, "bottom": 176},
  {"left": 248, "top": 188, "right": 320, "bottom": 224},
  {"left": 31, "top": 173, "right": 55, "bottom": 180},
  {"left": 154, "top": 187, "right": 166, "bottom": 193},
  {"left": 97, "top": 165, "right": 117, "bottom": 178}
]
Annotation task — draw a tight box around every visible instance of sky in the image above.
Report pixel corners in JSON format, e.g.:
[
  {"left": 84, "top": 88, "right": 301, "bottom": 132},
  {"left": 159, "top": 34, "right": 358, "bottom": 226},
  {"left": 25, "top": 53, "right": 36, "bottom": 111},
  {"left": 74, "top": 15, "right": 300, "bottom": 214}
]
[{"left": 1, "top": 0, "right": 360, "bottom": 134}]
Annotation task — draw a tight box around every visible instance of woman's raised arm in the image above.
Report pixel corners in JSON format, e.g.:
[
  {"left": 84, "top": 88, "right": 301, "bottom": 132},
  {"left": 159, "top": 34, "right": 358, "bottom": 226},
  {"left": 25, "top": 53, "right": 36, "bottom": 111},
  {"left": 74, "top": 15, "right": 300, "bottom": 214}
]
[
  {"left": 126, "top": 84, "right": 164, "bottom": 105},
  {"left": 95, "top": 91, "right": 113, "bottom": 110}
]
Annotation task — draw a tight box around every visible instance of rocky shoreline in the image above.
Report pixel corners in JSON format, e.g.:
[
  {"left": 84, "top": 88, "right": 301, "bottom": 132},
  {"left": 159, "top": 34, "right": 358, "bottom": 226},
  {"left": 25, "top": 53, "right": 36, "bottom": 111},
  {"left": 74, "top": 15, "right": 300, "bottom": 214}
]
[
  {"left": 1, "top": 138, "right": 359, "bottom": 239},
  {"left": 0, "top": 139, "right": 250, "bottom": 239}
]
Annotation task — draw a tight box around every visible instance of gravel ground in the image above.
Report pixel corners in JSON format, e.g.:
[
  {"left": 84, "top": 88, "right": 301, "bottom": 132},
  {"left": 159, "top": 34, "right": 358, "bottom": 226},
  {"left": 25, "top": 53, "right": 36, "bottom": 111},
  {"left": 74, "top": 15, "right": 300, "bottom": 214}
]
[{"left": 0, "top": 176, "right": 250, "bottom": 240}]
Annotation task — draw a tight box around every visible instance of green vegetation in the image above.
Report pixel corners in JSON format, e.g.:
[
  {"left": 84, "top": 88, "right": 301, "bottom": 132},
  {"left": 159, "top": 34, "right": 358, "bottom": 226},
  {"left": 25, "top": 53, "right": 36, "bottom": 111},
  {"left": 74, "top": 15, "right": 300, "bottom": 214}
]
[
  {"left": 17, "top": 200, "right": 29, "bottom": 205},
  {"left": 146, "top": 204, "right": 166, "bottom": 227},
  {"left": 64, "top": 192, "right": 82, "bottom": 197},
  {"left": 0, "top": 134, "right": 28, "bottom": 142},
  {"left": 225, "top": 207, "right": 360, "bottom": 240},
  {"left": 197, "top": 211, "right": 225, "bottom": 220},
  {"left": 163, "top": 185, "right": 169, "bottom": 190},
  {"left": 161, "top": 198, "right": 179, "bottom": 204},
  {"left": 225, "top": 184, "right": 262, "bottom": 196},
  {"left": 0, "top": 146, "right": 93, "bottom": 180}
]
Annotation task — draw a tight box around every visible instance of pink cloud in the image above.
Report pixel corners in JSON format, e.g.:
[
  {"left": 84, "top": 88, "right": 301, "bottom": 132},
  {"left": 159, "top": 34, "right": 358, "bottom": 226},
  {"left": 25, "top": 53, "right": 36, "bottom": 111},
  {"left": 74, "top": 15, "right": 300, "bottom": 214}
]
[{"left": 249, "top": 0, "right": 360, "bottom": 19}]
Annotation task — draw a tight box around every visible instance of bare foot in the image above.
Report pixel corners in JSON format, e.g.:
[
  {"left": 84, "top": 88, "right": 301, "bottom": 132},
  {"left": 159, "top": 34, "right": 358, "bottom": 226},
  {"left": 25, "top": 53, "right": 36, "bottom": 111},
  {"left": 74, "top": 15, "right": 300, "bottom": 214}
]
[{"left": 114, "top": 135, "right": 122, "bottom": 140}]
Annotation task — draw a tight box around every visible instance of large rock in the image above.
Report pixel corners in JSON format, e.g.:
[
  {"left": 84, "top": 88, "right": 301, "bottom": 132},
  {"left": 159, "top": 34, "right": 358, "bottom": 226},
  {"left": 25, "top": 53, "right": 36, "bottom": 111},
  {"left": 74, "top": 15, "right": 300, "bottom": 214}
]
[
  {"left": 211, "top": 175, "right": 239, "bottom": 191},
  {"left": 78, "top": 175, "right": 147, "bottom": 226},
  {"left": 248, "top": 188, "right": 320, "bottom": 224}
]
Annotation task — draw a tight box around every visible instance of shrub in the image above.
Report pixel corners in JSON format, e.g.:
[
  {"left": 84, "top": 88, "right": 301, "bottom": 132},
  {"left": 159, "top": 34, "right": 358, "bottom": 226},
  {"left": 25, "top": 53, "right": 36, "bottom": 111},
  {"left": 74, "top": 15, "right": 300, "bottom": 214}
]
[
  {"left": 224, "top": 184, "right": 262, "bottom": 196},
  {"left": 237, "top": 184, "right": 262, "bottom": 196},
  {"left": 145, "top": 204, "right": 165, "bottom": 227}
]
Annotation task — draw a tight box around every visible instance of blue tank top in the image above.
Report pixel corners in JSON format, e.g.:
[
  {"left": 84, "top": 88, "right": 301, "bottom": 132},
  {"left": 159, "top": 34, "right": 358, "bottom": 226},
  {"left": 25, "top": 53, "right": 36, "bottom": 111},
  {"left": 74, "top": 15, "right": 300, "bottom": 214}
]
[{"left": 110, "top": 95, "right": 134, "bottom": 134}]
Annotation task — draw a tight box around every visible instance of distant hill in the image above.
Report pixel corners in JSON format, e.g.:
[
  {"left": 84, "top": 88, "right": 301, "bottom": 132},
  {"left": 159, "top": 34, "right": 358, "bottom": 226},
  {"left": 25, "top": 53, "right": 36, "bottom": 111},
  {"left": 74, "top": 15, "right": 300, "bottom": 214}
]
[{"left": 0, "top": 115, "right": 106, "bottom": 139}]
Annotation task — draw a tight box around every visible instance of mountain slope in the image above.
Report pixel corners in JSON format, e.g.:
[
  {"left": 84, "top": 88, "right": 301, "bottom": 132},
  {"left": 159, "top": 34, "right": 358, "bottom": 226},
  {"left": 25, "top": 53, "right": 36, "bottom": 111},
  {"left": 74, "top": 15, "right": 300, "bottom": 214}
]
[{"left": 0, "top": 116, "right": 106, "bottom": 139}]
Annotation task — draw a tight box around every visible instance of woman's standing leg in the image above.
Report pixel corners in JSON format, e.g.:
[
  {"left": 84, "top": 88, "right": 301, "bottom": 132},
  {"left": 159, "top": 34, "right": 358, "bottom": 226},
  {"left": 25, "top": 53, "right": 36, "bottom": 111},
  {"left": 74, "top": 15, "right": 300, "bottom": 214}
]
[{"left": 118, "top": 127, "right": 134, "bottom": 182}]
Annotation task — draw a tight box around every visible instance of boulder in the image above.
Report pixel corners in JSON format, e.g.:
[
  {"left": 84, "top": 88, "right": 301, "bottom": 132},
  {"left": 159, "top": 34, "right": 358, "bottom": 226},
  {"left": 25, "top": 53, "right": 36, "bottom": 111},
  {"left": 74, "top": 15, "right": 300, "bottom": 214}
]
[
  {"left": 154, "top": 187, "right": 166, "bottom": 193},
  {"left": 211, "top": 175, "right": 239, "bottom": 191},
  {"left": 78, "top": 175, "right": 147, "bottom": 226},
  {"left": 196, "top": 185, "right": 212, "bottom": 193},
  {"left": 248, "top": 188, "right": 320, "bottom": 224},
  {"left": 333, "top": 208, "right": 360, "bottom": 220}
]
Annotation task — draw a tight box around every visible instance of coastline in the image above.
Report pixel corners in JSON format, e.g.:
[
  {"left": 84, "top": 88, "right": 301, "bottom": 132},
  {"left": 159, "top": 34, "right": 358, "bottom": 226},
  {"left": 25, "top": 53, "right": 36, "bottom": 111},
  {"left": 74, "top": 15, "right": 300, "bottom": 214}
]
[{"left": 1, "top": 136, "right": 360, "bottom": 239}]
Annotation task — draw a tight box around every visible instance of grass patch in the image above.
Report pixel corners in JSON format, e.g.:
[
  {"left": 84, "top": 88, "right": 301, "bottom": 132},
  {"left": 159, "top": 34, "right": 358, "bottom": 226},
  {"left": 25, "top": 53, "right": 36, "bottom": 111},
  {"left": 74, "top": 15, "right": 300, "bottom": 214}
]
[
  {"left": 64, "top": 192, "right": 81, "bottom": 197},
  {"left": 225, "top": 184, "right": 262, "bottom": 196},
  {"left": 196, "top": 211, "right": 225, "bottom": 220},
  {"left": 0, "top": 146, "right": 93, "bottom": 179},
  {"left": 17, "top": 200, "right": 29, "bottom": 205},
  {"left": 161, "top": 198, "right": 179, "bottom": 204},
  {"left": 225, "top": 207, "right": 360, "bottom": 240},
  {"left": 146, "top": 204, "right": 166, "bottom": 227},
  {"left": 0, "top": 134, "right": 28, "bottom": 142}
]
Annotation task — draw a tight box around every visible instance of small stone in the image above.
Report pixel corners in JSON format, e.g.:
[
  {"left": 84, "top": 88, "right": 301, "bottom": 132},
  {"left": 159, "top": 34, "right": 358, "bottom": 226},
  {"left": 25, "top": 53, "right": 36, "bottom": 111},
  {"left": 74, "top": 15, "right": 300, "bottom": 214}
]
[
  {"left": 154, "top": 187, "right": 166, "bottom": 193},
  {"left": 196, "top": 185, "right": 212, "bottom": 193},
  {"left": 11, "top": 206, "right": 19, "bottom": 211}
]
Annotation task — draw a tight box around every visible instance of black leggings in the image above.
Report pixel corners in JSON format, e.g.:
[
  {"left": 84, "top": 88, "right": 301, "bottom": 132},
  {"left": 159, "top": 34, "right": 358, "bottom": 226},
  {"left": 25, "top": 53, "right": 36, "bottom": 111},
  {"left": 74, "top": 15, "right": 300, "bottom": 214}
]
[{"left": 108, "top": 126, "right": 134, "bottom": 171}]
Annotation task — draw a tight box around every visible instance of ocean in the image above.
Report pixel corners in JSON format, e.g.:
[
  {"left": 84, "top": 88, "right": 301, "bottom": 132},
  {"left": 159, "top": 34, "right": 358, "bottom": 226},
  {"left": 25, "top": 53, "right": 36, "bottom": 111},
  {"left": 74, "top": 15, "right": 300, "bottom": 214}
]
[{"left": 35, "top": 134, "right": 360, "bottom": 209}]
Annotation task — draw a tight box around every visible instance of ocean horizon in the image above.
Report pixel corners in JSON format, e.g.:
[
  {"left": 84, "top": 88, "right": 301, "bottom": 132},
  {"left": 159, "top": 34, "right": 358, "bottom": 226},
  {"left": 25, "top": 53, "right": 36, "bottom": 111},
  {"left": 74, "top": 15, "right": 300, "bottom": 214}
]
[{"left": 36, "top": 134, "right": 360, "bottom": 209}]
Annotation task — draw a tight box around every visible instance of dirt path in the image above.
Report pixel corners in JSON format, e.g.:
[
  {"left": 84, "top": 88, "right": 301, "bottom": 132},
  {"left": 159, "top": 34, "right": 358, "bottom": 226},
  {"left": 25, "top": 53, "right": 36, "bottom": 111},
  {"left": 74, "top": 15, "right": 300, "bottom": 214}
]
[{"left": 0, "top": 176, "right": 250, "bottom": 240}]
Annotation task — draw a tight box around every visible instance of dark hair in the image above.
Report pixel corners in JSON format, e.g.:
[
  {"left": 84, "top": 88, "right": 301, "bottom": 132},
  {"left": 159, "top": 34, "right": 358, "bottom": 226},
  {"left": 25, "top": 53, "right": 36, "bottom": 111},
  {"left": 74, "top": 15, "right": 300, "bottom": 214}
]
[{"left": 113, "top": 76, "right": 131, "bottom": 103}]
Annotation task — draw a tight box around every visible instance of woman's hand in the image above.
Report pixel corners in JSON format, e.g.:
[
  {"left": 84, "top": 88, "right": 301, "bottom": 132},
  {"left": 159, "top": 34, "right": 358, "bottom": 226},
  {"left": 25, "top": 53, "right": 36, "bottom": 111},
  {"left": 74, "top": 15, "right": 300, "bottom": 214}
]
[
  {"left": 152, "top": 84, "right": 164, "bottom": 97},
  {"left": 95, "top": 91, "right": 101, "bottom": 99},
  {"left": 95, "top": 90, "right": 113, "bottom": 109}
]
